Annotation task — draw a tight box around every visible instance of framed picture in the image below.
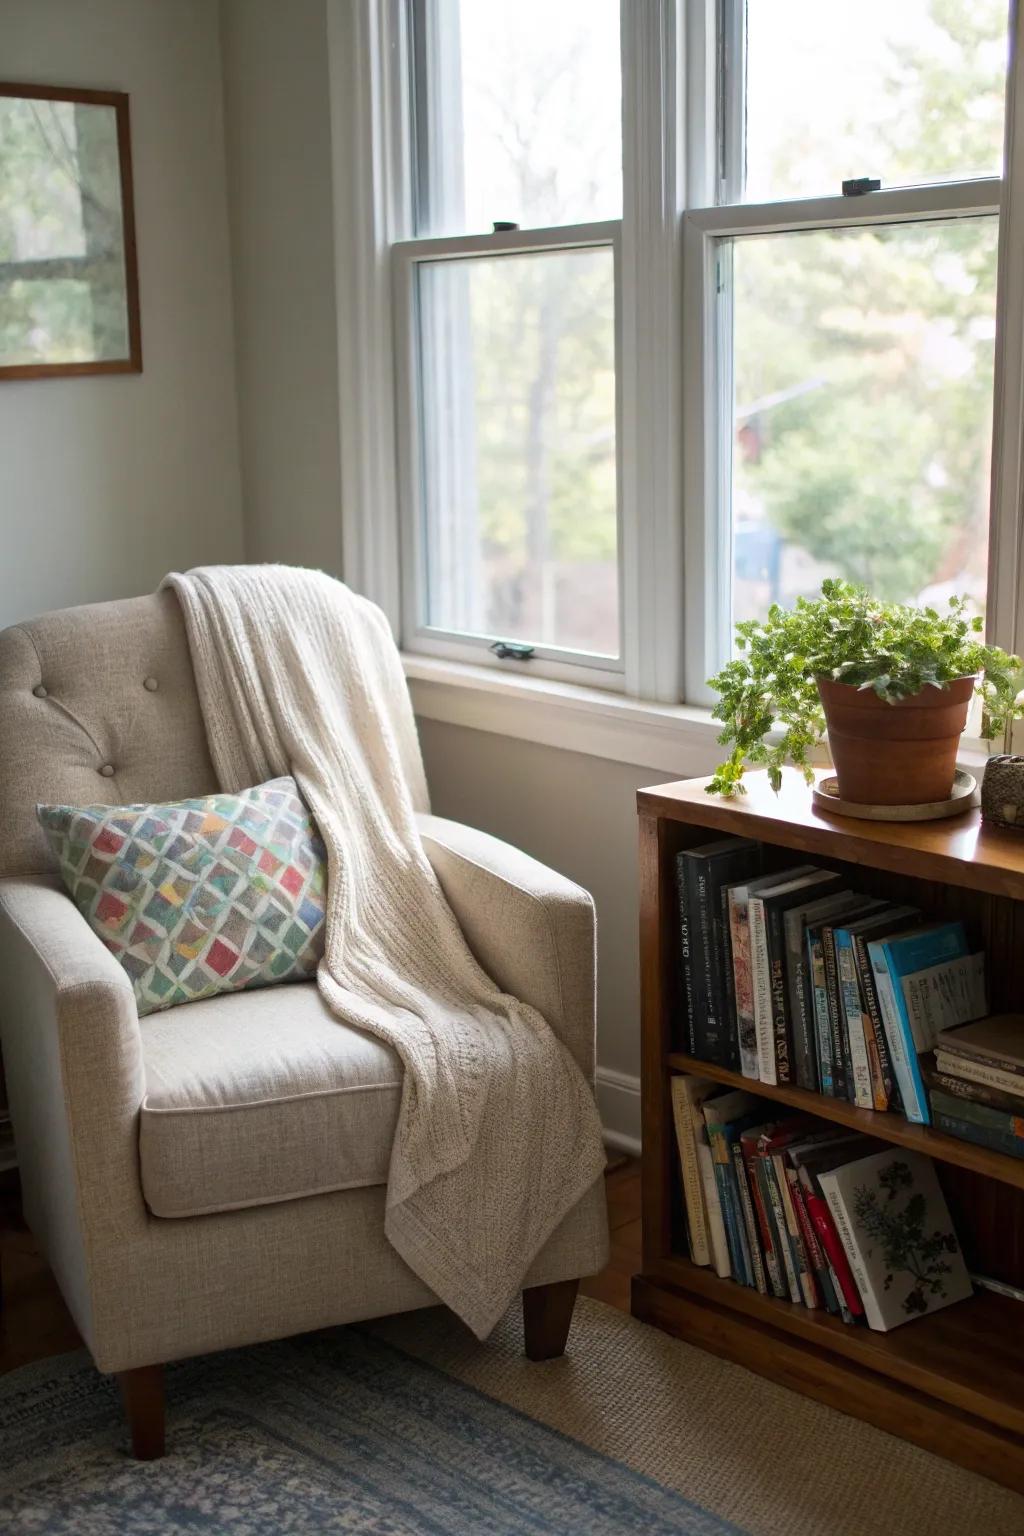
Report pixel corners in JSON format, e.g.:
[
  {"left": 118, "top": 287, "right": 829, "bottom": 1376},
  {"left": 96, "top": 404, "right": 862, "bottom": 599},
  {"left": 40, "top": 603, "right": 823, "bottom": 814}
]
[{"left": 0, "top": 82, "right": 141, "bottom": 380}]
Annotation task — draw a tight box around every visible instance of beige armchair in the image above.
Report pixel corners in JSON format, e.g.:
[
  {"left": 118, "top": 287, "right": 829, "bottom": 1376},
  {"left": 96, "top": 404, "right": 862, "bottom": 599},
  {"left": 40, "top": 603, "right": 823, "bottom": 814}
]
[{"left": 0, "top": 592, "right": 608, "bottom": 1458}]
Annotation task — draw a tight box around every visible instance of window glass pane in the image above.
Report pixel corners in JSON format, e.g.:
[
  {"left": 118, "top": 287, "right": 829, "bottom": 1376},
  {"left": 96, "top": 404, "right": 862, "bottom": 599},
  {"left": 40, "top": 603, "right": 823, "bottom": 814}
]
[
  {"left": 418, "top": 247, "right": 619, "bottom": 656},
  {"left": 728, "top": 218, "right": 998, "bottom": 630},
  {"left": 740, "top": 0, "right": 1008, "bottom": 204},
  {"left": 415, "top": 0, "right": 621, "bottom": 233}
]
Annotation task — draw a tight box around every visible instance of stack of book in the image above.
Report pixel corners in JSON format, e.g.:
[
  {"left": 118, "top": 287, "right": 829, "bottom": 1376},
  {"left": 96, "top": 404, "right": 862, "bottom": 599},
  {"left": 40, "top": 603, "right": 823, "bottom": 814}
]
[
  {"left": 671, "top": 1077, "right": 973, "bottom": 1331},
  {"left": 676, "top": 836, "right": 988, "bottom": 1124},
  {"left": 924, "top": 1016, "right": 1024, "bottom": 1160}
]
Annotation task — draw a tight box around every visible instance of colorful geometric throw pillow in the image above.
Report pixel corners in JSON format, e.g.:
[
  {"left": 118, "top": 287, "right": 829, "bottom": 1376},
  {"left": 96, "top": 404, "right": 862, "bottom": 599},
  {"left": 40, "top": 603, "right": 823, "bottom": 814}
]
[{"left": 37, "top": 777, "right": 327, "bottom": 1017}]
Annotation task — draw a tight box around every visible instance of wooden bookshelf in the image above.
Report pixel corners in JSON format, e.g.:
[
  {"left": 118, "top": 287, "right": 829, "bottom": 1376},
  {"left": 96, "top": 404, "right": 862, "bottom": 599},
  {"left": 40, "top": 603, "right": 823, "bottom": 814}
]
[{"left": 633, "top": 769, "right": 1024, "bottom": 1494}]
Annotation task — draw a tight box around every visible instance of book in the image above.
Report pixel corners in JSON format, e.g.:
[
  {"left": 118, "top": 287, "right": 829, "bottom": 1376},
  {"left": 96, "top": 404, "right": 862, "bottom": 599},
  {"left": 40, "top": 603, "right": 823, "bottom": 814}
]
[
  {"left": 783, "top": 1150, "right": 840, "bottom": 1313},
  {"left": 783, "top": 889, "right": 860, "bottom": 1092},
  {"left": 836, "top": 907, "right": 920, "bottom": 1111},
  {"left": 933, "top": 1049, "right": 1024, "bottom": 1098},
  {"left": 696, "top": 1132, "right": 730, "bottom": 1278},
  {"left": 702, "top": 1089, "right": 765, "bottom": 1284},
  {"left": 682, "top": 839, "right": 761, "bottom": 1068},
  {"left": 851, "top": 917, "right": 917, "bottom": 1113},
  {"left": 749, "top": 870, "right": 837, "bottom": 1084},
  {"left": 902, "top": 952, "right": 986, "bottom": 1045},
  {"left": 869, "top": 923, "right": 970, "bottom": 1124},
  {"left": 761, "top": 872, "right": 842, "bottom": 1085},
  {"left": 739, "top": 1123, "right": 786, "bottom": 1298},
  {"left": 922, "top": 1057, "right": 1024, "bottom": 1116},
  {"left": 936, "top": 1015, "right": 1024, "bottom": 1079},
  {"left": 790, "top": 1134, "right": 884, "bottom": 1320},
  {"left": 930, "top": 1090, "right": 1024, "bottom": 1159},
  {"left": 818, "top": 1148, "right": 972, "bottom": 1332},
  {"left": 729, "top": 867, "right": 815, "bottom": 1080},
  {"left": 818, "top": 898, "right": 889, "bottom": 1098},
  {"left": 670, "top": 1075, "right": 719, "bottom": 1267},
  {"left": 732, "top": 1139, "right": 768, "bottom": 1293},
  {"left": 675, "top": 855, "right": 695, "bottom": 1052}
]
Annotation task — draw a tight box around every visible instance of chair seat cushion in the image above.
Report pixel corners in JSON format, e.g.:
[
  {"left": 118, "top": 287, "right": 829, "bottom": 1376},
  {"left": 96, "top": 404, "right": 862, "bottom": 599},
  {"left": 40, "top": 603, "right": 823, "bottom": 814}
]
[{"left": 139, "top": 983, "right": 402, "bottom": 1217}]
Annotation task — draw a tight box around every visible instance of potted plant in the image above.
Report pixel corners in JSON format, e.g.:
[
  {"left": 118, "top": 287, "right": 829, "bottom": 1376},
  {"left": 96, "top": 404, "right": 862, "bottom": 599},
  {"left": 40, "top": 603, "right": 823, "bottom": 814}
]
[{"left": 707, "top": 580, "right": 1023, "bottom": 804}]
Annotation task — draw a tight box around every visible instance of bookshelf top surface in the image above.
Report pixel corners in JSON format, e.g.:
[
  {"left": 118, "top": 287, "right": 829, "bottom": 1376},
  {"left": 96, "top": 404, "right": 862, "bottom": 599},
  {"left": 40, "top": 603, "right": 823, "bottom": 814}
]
[{"left": 638, "top": 769, "right": 1024, "bottom": 898}]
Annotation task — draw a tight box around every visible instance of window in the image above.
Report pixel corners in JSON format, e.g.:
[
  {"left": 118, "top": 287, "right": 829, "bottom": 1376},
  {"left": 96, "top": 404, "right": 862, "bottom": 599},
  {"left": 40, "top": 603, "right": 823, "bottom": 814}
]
[
  {"left": 687, "top": 0, "right": 1011, "bottom": 700},
  {"left": 343, "top": 0, "right": 1024, "bottom": 723},
  {"left": 393, "top": 0, "right": 624, "bottom": 681}
]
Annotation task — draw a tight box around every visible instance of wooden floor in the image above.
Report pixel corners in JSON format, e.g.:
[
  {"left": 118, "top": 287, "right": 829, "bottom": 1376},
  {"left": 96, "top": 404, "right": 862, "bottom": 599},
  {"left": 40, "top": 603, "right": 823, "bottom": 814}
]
[{"left": 0, "top": 1159, "right": 642, "bottom": 1376}]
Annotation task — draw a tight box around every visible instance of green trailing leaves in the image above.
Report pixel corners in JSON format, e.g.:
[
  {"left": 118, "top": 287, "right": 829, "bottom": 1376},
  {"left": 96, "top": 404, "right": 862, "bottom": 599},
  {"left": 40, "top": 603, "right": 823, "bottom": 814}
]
[{"left": 706, "top": 580, "right": 1024, "bottom": 797}]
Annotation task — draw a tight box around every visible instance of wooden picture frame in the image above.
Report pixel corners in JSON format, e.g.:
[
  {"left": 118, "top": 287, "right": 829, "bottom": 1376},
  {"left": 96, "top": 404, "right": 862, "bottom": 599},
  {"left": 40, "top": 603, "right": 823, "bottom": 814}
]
[{"left": 0, "top": 82, "right": 141, "bottom": 380}]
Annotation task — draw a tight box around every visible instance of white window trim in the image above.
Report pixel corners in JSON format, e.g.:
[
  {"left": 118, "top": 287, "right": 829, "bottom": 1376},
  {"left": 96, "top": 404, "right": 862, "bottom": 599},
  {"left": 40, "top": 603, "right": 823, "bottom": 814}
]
[{"left": 331, "top": 0, "right": 1024, "bottom": 748}]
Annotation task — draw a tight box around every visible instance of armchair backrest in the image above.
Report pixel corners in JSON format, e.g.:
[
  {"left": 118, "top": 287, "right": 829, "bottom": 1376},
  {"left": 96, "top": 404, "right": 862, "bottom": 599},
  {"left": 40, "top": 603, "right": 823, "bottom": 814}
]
[{"left": 0, "top": 592, "right": 216, "bottom": 878}]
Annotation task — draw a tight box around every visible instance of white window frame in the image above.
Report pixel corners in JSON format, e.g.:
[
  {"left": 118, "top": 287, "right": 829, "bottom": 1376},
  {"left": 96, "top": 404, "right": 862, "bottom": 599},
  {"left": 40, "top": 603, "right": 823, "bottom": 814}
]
[{"left": 333, "top": 0, "right": 1024, "bottom": 740}]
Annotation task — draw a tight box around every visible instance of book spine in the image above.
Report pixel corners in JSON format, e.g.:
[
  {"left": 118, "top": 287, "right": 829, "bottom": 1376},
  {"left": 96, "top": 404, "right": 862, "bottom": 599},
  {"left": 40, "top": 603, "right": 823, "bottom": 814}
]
[
  {"left": 836, "top": 934, "right": 874, "bottom": 1110},
  {"left": 686, "top": 862, "right": 717, "bottom": 1063},
  {"left": 697, "top": 1136, "right": 730, "bottom": 1279},
  {"left": 821, "top": 927, "right": 849, "bottom": 1099},
  {"left": 742, "top": 1141, "right": 784, "bottom": 1297},
  {"left": 786, "top": 913, "right": 818, "bottom": 1091},
  {"left": 712, "top": 879, "right": 741, "bottom": 1073},
  {"left": 732, "top": 1142, "right": 768, "bottom": 1294},
  {"left": 773, "top": 1151, "right": 819, "bottom": 1308},
  {"left": 729, "top": 890, "right": 759, "bottom": 1080},
  {"left": 749, "top": 897, "right": 776, "bottom": 1084},
  {"left": 766, "top": 903, "right": 795, "bottom": 1084},
  {"left": 758, "top": 1161, "right": 792, "bottom": 1296},
  {"left": 933, "top": 1113, "right": 1024, "bottom": 1159},
  {"left": 934, "top": 1051, "right": 1024, "bottom": 1097},
  {"left": 922, "top": 1063, "right": 1024, "bottom": 1116},
  {"left": 762, "top": 1154, "right": 801, "bottom": 1303},
  {"left": 803, "top": 1187, "right": 864, "bottom": 1318},
  {"left": 709, "top": 1127, "right": 751, "bottom": 1284},
  {"left": 853, "top": 932, "right": 896, "bottom": 1111},
  {"left": 930, "top": 1089, "right": 1024, "bottom": 1142},
  {"left": 937, "top": 1042, "right": 1024, "bottom": 1081},
  {"left": 821, "top": 1183, "right": 882, "bottom": 1331},
  {"left": 787, "top": 1166, "right": 838, "bottom": 1312},
  {"left": 871, "top": 945, "right": 929, "bottom": 1123},
  {"left": 676, "top": 857, "right": 696, "bottom": 1054},
  {"left": 670, "top": 1079, "right": 710, "bottom": 1267},
  {"left": 808, "top": 932, "right": 834, "bottom": 1095},
  {"left": 720, "top": 885, "right": 739, "bottom": 1074}
]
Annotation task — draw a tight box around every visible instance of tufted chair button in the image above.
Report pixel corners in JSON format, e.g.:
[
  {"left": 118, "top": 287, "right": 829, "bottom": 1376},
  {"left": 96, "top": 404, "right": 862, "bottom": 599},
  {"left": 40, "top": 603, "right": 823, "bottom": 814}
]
[
  {"left": 99, "top": 763, "right": 115, "bottom": 778},
  {"left": 143, "top": 676, "right": 159, "bottom": 692},
  {"left": 32, "top": 684, "right": 48, "bottom": 699}
]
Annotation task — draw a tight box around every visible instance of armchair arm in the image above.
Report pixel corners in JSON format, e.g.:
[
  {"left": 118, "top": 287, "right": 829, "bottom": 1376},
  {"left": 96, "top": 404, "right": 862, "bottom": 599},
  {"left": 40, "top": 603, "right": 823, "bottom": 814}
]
[
  {"left": 416, "top": 813, "right": 597, "bottom": 1080},
  {"left": 0, "top": 878, "right": 147, "bottom": 1348}
]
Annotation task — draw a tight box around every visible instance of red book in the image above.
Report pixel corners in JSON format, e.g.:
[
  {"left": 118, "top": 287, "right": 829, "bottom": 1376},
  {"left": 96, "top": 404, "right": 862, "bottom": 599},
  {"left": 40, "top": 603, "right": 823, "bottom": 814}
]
[{"left": 804, "top": 1188, "right": 864, "bottom": 1316}]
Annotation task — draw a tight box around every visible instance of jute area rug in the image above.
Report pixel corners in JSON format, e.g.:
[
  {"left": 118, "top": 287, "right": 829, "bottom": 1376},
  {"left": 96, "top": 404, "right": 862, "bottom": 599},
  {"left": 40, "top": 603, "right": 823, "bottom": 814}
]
[
  {"left": 2, "top": 1296, "right": 1020, "bottom": 1534},
  {"left": 372, "top": 1296, "right": 1023, "bottom": 1536}
]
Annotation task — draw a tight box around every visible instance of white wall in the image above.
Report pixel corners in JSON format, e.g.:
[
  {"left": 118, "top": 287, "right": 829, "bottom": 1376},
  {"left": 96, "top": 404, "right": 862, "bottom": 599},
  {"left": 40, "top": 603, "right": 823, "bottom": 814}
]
[
  {"left": 219, "top": 0, "right": 344, "bottom": 575},
  {"left": 0, "top": 0, "right": 244, "bottom": 628},
  {"left": 418, "top": 719, "right": 703, "bottom": 1151}
]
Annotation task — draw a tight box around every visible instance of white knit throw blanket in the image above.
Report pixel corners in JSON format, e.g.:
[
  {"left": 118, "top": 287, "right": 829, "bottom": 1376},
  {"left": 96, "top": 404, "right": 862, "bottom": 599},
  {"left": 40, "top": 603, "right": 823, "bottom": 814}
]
[{"left": 165, "top": 564, "right": 606, "bottom": 1337}]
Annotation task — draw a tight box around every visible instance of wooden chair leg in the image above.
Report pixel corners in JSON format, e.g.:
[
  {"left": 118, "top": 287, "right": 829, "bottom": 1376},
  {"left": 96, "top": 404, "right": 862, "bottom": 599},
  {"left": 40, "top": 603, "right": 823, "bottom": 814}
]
[
  {"left": 522, "top": 1278, "right": 579, "bottom": 1361},
  {"left": 117, "top": 1363, "right": 165, "bottom": 1460}
]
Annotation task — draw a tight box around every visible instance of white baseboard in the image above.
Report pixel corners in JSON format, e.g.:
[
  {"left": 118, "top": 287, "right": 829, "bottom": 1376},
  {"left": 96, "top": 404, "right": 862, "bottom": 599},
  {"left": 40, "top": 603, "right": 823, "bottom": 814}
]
[{"left": 596, "top": 1066, "right": 641, "bottom": 1158}]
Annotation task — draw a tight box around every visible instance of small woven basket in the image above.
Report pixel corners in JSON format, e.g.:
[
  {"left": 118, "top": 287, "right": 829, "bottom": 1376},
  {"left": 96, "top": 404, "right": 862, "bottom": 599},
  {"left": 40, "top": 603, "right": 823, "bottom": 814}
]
[{"left": 980, "top": 754, "right": 1024, "bottom": 831}]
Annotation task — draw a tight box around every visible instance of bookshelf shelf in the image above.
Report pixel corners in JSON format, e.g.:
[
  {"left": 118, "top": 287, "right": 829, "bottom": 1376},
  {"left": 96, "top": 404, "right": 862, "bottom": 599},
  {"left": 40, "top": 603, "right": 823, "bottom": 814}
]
[
  {"left": 665, "top": 1051, "right": 1024, "bottom": 1192},
  {"left": 634, "top": 770, "right": 1024, "bottom": 1495}
]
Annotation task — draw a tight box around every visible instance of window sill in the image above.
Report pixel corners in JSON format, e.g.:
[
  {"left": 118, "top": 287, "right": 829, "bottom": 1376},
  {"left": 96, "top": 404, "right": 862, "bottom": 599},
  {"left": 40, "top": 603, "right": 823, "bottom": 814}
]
[
  {"left": 403, "top": 653, "right": 724, "bottom": 775},
  {"left": 404, "top": 653, "right": 1001, "bottom": 782}
]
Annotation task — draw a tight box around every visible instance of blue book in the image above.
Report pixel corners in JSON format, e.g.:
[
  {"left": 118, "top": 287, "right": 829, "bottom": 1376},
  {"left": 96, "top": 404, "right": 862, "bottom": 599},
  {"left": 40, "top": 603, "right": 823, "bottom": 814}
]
[
  {"left": 868, "top": 923, "right": 969, "bottom": 1124},
  {"left": 702, "top": 1091, "right": 764, "bottom": 1285}
]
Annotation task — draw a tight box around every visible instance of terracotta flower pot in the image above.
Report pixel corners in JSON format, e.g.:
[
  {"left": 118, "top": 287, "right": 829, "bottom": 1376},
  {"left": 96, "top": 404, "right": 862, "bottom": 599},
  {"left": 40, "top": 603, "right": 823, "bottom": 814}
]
[{"left": 816, "top": 675, "right": 976, "bottom": 806}]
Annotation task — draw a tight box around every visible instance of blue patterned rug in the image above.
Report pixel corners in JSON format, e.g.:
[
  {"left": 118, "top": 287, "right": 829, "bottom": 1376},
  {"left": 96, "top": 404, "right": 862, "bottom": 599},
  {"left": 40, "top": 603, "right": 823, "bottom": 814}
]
[{"left": 0, "top": 1324, "right": 743, "bottom": 1534}]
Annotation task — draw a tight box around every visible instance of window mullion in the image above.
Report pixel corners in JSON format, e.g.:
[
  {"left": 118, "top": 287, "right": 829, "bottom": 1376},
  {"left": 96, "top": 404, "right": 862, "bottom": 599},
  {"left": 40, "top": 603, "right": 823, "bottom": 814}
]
[
  {"left": 990, "top": 0, "right": 1024, "bottom": 737},
  {"left": 619, "top": 0, "right": 686, "bottom": 702}
]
